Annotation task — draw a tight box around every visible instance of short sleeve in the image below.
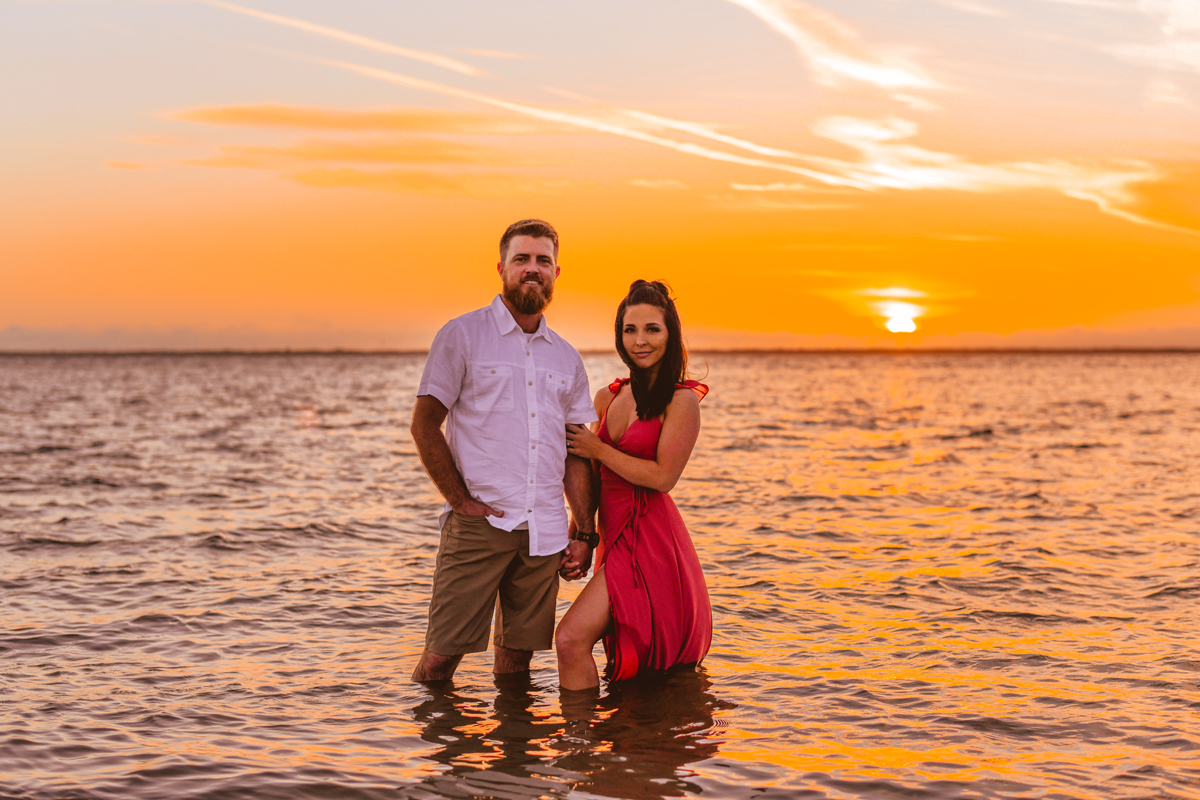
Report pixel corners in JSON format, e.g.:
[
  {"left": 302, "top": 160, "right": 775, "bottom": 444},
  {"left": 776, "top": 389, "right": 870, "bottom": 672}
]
[
  {"left": 417, "top": 320, "right": 467, "bottom": 409},
  {"left": 565, "top": 353, "right": 598, "bottom": 425}
]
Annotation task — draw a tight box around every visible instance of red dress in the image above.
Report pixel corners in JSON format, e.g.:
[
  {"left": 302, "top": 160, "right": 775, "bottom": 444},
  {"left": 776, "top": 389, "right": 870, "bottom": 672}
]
[{"left": 596, "top": 378, "right": 712, "bottom": 681}]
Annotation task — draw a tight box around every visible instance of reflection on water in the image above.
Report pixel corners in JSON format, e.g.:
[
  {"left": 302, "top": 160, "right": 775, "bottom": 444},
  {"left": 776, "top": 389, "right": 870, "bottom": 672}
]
[
  {"left": 2, "top": 352, "right": 1199, "bottom": 799},
  {"left": 408, "top": 670, "right": 730, "bottom": 800}
]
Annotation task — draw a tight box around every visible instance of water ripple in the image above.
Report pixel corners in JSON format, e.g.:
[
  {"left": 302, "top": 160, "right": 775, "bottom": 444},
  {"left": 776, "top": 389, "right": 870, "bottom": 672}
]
[{"left": 1, "top": 352, "right": 1198, "bottom": 799}]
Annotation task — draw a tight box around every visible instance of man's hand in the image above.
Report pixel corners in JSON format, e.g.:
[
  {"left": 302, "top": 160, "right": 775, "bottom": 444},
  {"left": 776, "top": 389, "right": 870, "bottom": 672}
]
[
  {"left": 559, "top": 539, "right": 592, "bottom": 581},
  {"left": 452, "top": 497, "right": 503, "bottom": 518}
]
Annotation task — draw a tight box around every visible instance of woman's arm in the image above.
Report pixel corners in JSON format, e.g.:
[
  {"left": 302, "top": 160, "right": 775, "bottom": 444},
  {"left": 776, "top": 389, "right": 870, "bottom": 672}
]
[{"left": 567, "top": 388, "right": 700, "bottom": 493}]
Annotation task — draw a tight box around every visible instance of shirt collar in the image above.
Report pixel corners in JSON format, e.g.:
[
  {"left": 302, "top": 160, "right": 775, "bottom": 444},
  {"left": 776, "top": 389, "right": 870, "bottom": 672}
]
[{"left": 489, "top": 294, "right": 554, "bottom": 343}]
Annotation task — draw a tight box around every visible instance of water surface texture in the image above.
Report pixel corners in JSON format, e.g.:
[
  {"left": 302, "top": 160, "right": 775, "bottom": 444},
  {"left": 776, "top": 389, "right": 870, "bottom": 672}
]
[{"left": 2, "top": 353, "right": 1198, "bottom": 800}]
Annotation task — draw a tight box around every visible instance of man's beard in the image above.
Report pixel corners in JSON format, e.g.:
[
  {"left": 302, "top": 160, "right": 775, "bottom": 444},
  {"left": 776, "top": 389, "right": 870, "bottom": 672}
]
[{"left": 503, "top": 277, "right": 553, "bottom": 315}]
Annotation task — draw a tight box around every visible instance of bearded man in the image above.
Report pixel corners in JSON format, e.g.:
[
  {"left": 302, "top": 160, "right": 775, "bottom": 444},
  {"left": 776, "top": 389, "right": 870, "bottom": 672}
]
[{"left": 409, "top": 219, "right": 599, "bottom": 682}]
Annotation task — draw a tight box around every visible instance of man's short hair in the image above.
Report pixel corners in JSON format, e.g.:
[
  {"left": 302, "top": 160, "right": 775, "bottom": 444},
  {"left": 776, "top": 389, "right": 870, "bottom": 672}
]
[{"left": 500, "top": 219, "right": 559, "bottom": 262}]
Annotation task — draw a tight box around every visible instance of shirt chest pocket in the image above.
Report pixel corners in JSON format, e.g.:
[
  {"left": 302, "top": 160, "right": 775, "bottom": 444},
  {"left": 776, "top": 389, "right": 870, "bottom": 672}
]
[
  {"left": 541, "top": 371, "right": 568, "bottom": 421},
  {"left": 472, "top": 365, "right": 515, "bottom": 412}
]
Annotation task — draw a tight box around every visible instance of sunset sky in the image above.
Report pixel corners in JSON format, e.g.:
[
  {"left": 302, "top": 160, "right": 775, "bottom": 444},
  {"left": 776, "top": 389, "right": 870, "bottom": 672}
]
[{"left": 3, "top": 0, "right": 1199, "bottom": 350}]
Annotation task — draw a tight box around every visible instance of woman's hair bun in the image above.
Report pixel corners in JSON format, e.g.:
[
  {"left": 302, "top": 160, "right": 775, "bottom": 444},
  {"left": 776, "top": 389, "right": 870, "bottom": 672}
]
[{"left": 629, "top": 279, "right": 670, "bottom": 299}]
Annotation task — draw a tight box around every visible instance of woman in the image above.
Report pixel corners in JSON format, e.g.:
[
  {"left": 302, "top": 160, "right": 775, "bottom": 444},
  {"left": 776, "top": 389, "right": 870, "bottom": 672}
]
[{"left": 556, "top": 280, "right": 711, "bottom": 690}]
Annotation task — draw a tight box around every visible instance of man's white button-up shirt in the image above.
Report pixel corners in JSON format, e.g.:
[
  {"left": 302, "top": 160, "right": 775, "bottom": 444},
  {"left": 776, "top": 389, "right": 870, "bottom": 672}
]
[{"left": 416, "top": 295, "right": 597, "bottom": 556}]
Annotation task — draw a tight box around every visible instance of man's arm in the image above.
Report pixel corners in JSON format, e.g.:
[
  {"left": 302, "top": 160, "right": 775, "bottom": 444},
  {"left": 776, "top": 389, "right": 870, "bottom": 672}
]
[
  {"left": 559, "top": 453, "right": 596, "bottom": 579},
  {"left": 410, "top": 395, "right": 502, "bottom": 518}
]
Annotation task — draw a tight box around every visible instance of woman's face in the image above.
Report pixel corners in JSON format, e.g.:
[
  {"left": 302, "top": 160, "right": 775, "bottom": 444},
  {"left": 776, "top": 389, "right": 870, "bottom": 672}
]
[{"left": 622, "top": 303, "right": 669, "bottom": 373}]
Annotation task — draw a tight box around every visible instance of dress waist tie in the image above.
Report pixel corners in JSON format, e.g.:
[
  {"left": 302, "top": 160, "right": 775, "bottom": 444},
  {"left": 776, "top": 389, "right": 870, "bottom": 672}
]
[{"left": 625, "top": 486, "right": 651, "bottom": 588}]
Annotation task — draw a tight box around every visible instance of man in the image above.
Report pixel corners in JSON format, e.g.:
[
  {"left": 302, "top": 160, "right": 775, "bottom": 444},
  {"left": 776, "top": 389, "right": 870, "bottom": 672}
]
[{"left": 409, "top": 219, "right": 600, "bottom": 682}]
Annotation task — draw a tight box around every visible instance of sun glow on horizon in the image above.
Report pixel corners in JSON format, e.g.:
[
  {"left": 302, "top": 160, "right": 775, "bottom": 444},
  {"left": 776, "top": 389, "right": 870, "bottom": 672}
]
[
  {"left": 3, "top": 0, "right": 1200, "bottom": 351},
  {"left": 885, "top": 316, "right": 918, "bottom": 333}
]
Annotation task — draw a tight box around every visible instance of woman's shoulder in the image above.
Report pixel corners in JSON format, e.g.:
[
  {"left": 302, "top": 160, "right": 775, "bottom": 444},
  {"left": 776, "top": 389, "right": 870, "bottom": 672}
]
[
  {"left": 674, "top": 380, "right": 708, "bottom": 402},
  {"left": 665, "top": 382, "right": 705, "bottom": 420},
  {"left": 593, "top": 379, "right": 626, "bottom": 416}
]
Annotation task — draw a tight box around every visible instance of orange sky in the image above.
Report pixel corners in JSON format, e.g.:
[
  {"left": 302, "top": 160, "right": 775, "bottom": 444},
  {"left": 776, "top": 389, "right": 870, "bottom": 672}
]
[{"left": 2, "top": 0, "right": 1199, "bottom": 350}]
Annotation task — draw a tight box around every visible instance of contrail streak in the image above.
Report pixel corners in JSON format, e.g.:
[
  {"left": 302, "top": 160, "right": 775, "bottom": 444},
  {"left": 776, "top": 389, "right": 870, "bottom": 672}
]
[
  {"left": 620, "top": 109, "right": 805, "bottom": 159},
  {"left": 203, "top": 0, "right": 482, "bottom": 77},
  {"left": 721, "top": 0, "right": 940, "bottom": 91},
  {"left": 317, "top": 58, "right": 874, "bottom": 190}
]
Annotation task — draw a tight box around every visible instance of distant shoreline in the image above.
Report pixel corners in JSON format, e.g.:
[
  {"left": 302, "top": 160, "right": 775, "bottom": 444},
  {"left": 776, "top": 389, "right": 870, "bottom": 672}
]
[{"left": 3, "top": 348, "right": 1199, "bottom": 357}]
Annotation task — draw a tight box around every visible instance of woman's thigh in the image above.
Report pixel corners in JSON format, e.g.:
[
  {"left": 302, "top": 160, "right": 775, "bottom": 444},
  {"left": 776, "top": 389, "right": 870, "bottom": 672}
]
[{"left": 557, "top": 565, "right": 612, "bottom": 647}]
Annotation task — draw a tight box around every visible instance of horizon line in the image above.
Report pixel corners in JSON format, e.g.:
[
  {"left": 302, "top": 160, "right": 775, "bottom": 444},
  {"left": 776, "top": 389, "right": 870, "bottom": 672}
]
[{"left": 3, "top": 347, "right": 1200, "bottom": 357}]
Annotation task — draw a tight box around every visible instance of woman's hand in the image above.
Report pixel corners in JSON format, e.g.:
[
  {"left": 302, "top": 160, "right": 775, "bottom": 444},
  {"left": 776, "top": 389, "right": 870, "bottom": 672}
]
[{"left": 565, "top": 423, "right": 605, "bottom": 460}]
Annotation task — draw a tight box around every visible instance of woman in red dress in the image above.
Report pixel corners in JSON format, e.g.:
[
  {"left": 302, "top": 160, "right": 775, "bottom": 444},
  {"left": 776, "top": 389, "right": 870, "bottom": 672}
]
[{"left": 556, "top": 280, "right": 711, "bottom": 690}]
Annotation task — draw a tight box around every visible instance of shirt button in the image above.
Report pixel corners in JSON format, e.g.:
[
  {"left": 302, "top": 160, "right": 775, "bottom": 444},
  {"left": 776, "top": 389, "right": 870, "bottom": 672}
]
[
  {"left": 491, "top": 369, "right": 496, "bottom": 374},
  {"left": 531, "top": 444, "right": 536, "bottom": 449},
  {"left": 528, "top": 380, "right": 533, "bottom": 386},
  {"left": 529, "top": 479, "right": 534, "bottom": 484},
  {"left": 526, "top": 351, "right": 531, "bottom": 356},
  {"left": 531, "top": 412, "right": 536, "bottom": 417},
  {"left": 527, "top": 508, "right": 532, "bottom": 513}
]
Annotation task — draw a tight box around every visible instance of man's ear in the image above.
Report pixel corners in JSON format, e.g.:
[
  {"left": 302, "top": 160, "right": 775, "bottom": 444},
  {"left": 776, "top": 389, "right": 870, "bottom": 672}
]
[
  {"left": 555, "top": 265, "right": 562, "bottom": 277},
  {"left": 497, "top": 262, "right": 504, "bottom": 275}
]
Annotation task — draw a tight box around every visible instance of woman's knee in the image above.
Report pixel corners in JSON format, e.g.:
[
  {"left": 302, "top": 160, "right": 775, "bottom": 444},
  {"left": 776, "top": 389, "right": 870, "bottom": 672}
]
[{"left": 554, "top": 620, "right": 590, "bottom": 657}]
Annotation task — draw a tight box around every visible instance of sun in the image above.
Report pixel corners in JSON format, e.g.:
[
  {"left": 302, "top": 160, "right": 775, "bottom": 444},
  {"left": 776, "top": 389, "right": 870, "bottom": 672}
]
[{"left": 885, "top": 316, "right": 917, "bottom": 333}]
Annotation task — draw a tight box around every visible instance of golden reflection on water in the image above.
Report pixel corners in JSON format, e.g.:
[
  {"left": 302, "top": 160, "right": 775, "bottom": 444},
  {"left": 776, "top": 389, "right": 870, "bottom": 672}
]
[{"left": 2, "top": 353, "right": 1198, "bottom": 798}]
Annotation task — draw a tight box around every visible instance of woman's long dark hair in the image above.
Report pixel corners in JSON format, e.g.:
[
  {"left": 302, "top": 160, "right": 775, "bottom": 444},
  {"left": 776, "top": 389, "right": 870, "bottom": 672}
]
[{"left": 615, "top": 280, "right": 688, "bottom": 421}]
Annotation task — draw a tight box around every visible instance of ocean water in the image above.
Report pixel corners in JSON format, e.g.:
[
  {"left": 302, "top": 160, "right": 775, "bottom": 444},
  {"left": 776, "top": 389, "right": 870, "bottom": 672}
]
[{"left": 1, "top": 352, "right": 1198, "bottom": 800}]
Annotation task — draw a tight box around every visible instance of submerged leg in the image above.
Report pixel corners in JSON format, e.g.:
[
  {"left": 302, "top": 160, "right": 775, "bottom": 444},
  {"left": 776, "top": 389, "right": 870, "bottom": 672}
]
[
  {"left": 411, "top": 649, "right": 463, "bottom": 682},
  {"left": 554, "top": 565, "right": 611, "bottom": 691},
  {"left": 493, "top": 644, "right": 533, "bottom": 674}
]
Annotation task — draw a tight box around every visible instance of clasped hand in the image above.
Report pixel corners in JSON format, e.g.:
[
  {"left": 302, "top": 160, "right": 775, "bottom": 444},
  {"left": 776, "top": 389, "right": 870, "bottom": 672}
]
[{"left": 565, "top": 423, "right": 603, "bottom": 459}]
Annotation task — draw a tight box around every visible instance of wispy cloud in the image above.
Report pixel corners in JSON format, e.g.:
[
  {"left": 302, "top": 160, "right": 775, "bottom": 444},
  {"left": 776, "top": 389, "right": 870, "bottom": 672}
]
[
  {"left": 183, "top": 138, "right": 537, "bottom": 169},
  {"left": 1144, "top": 77, "right": 1194, "bottom": 105},
  {"left": 710, "top": 194, "right": 857, "bottom": 212},
  {"left": 461, "top": 48, "right": 537, "bottom": 61},
  {"left": 299, "top": 58, "right": 1191, "bottom": 233},
  {"left": 202, "top": 0, "right": 482, "bottom": 76},
  {"left": 815, "top": 280, "right": 976, "bottom": 329},
  {"left": 720, "top": 0, "right": 942, "bottom": 92},
  {"left": 173, "top": 103, "right": 556, "bottom": 134},
  {"left": 628, "top": 178, "right": 691, "bottom": 190},
  {"left": 740, "top": 116, "right": 1195, "bottom": 234},
  {"left": 858, "top": 287, "right": 928, "bottom": 298},
  {"left": 1103, "top": 0, "right": 1200, "bottom": 73},
  {"left": 731, "top": 181, "right": 851, "bottom": 192},
  {"left": 620, "top": 109, "right": 803, "bottom": 159},
  {"left": 290, "top": 168, "right": 569, "bottom": 197},
  {"left": 1032, "top": 0, "right": 1138, "bottom": 9},
  {"left": 316, "top": 58, "right": 873, "bottom": 189},
  {"left": 188, "top": 0, "right": 1194, "bottom": 237},
  {"left": 934, "top": 0, "right": 1007, "bottom": 17},
  {"left": 1105, "top": 40, "right": 1200, "bottom": 71}
]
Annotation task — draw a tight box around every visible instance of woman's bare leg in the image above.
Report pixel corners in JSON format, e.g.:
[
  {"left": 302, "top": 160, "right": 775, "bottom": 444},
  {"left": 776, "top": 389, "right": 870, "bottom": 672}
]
[{"left": 555, "top": 565, "right": 611, "bottom": 691}]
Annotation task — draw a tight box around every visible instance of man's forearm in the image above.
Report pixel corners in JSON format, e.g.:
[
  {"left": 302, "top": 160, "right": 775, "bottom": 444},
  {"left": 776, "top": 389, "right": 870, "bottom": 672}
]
[
  {"left": 410, "top": 397, "right": 470, "bottom": 508},
  {"left": 413, "top": 428, "right": 469, "bottom": 506},
  {"left": 564, "top": 454, "right": 596, "bottom": 533}
]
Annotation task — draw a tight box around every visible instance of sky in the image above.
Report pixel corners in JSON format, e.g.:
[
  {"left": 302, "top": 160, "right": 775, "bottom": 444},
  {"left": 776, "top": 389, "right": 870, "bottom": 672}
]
[{"left": 2, "top": 0, "right": 1199, "bottom": 350}]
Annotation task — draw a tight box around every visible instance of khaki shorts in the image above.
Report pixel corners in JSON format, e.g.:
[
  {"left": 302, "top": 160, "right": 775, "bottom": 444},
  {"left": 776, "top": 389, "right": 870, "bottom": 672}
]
[{"left": 425, "top": 511, "right": 560, "bottom": 656}]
